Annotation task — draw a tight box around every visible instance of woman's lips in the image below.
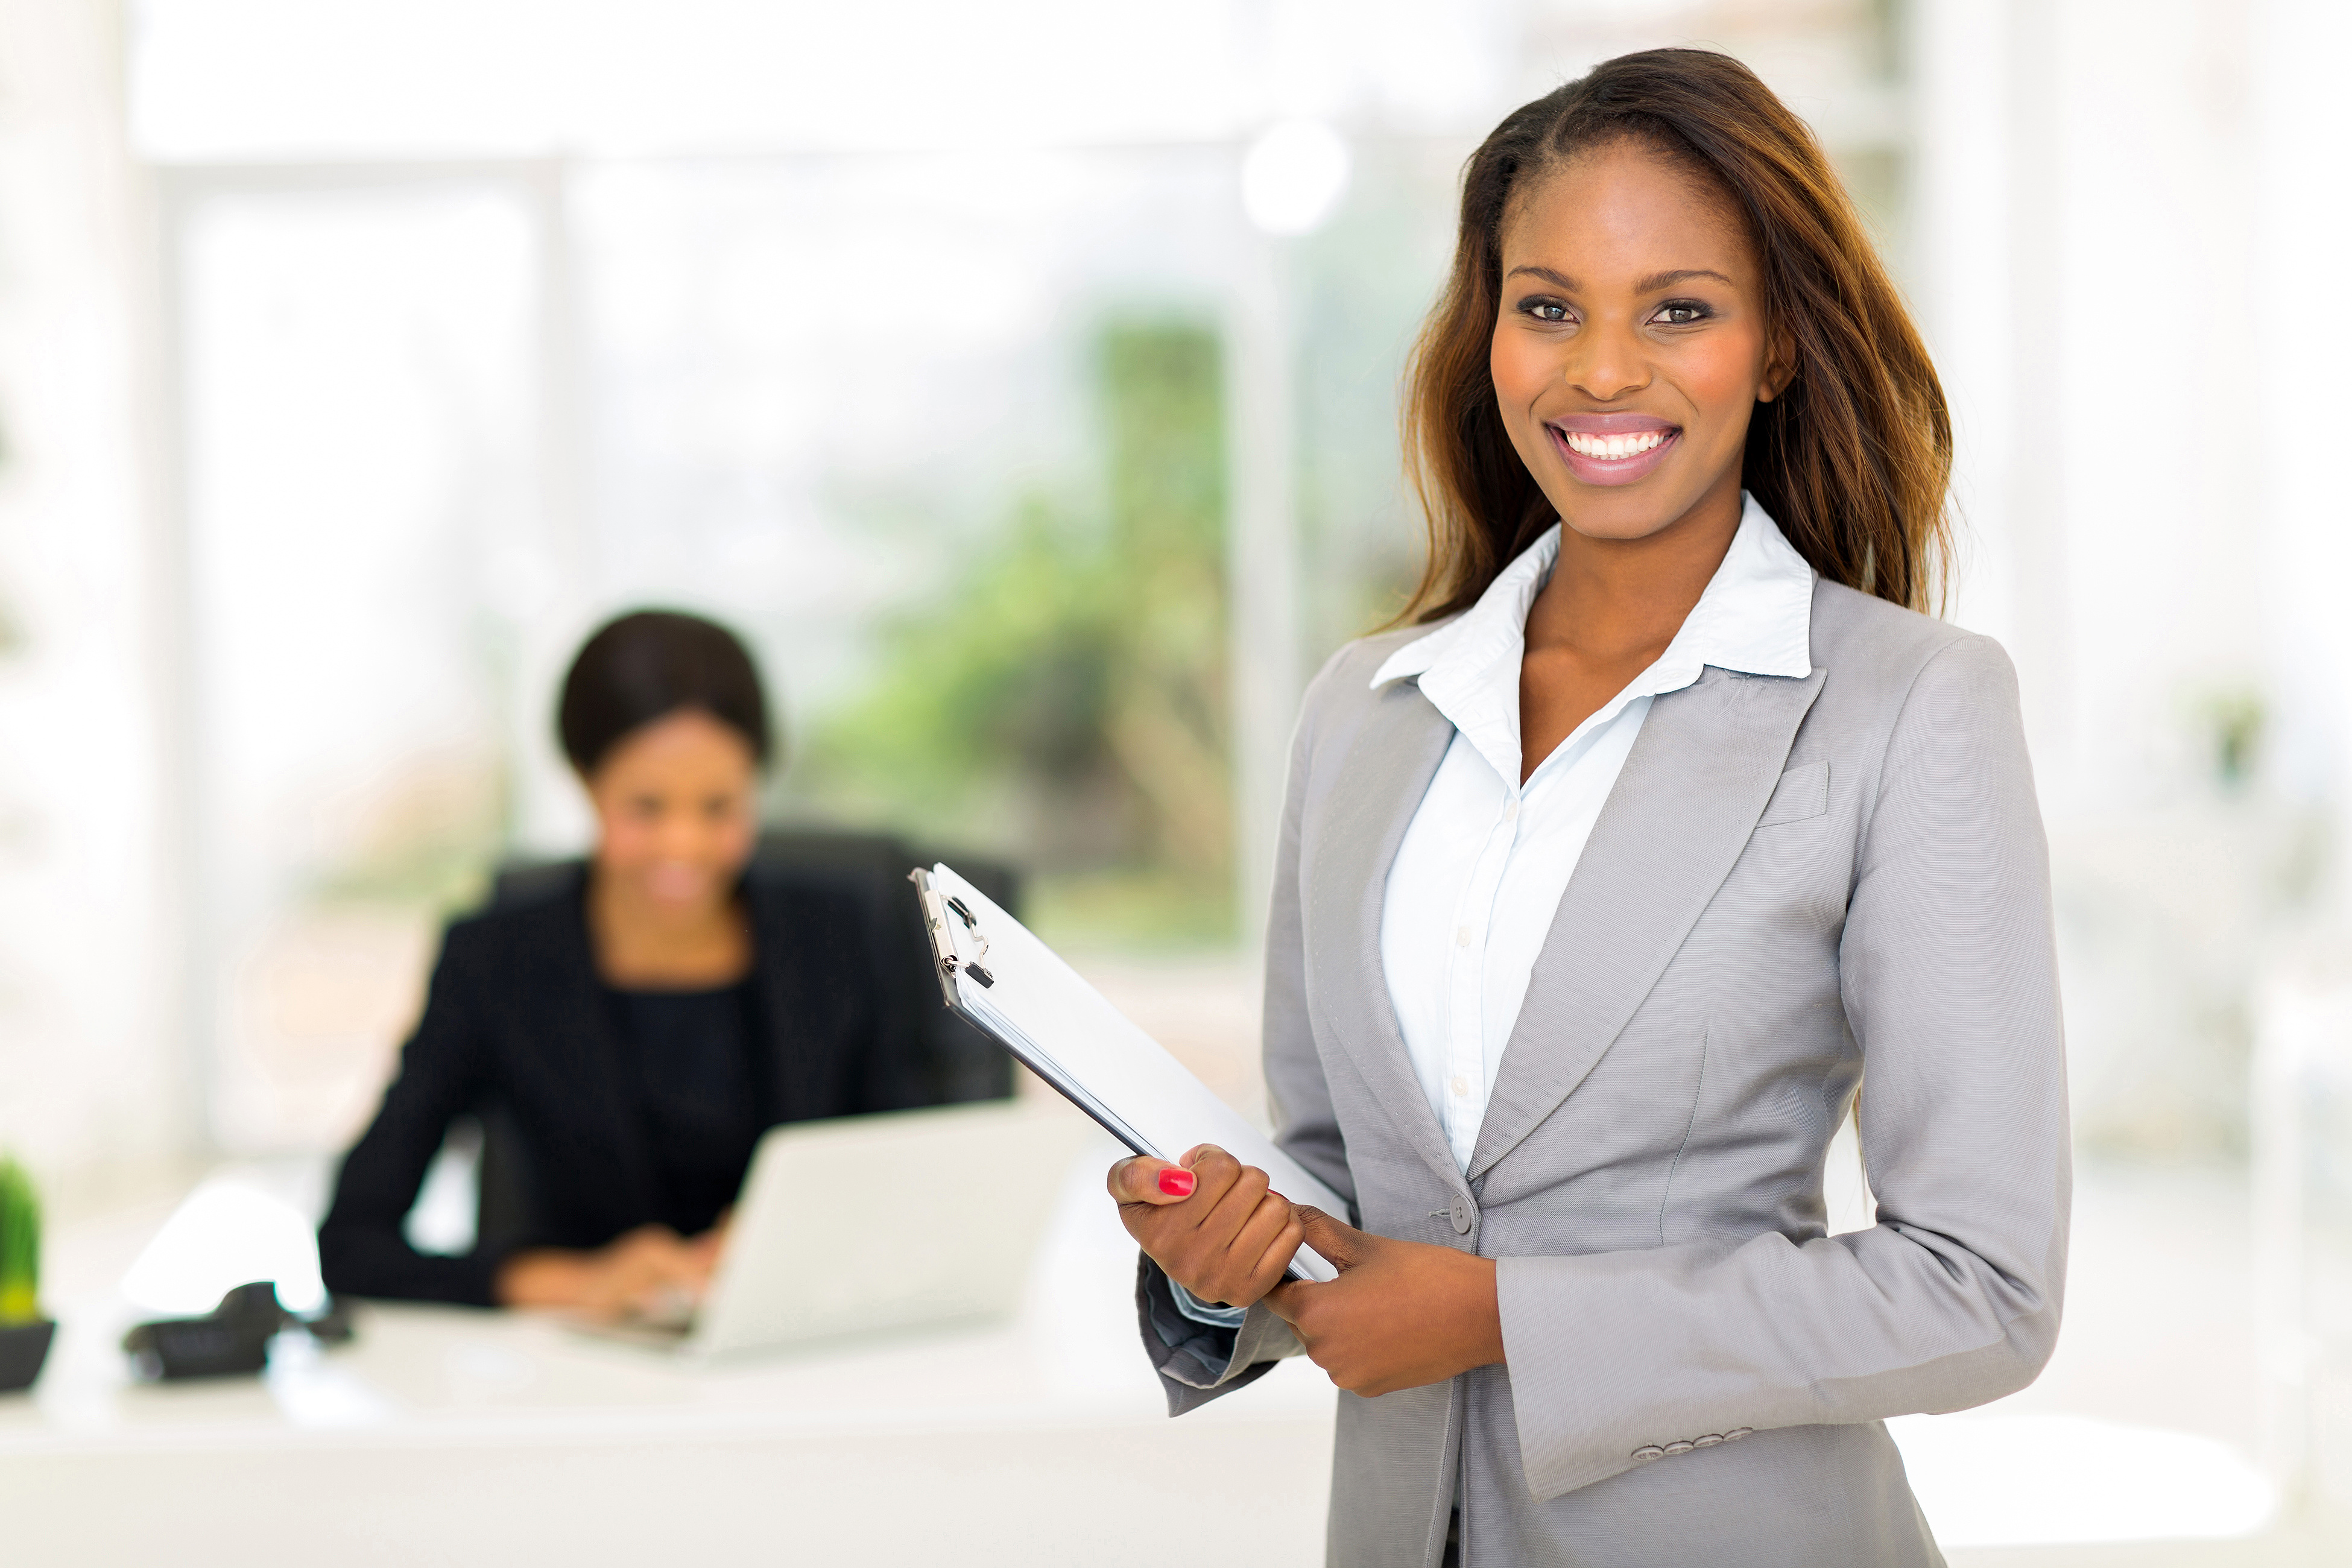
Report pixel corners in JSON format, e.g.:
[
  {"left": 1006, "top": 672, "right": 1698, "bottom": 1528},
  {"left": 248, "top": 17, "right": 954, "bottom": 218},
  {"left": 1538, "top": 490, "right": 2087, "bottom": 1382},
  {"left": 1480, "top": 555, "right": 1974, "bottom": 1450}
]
[{"left": 1549, "top": 422, "right": 1681, "bottom": 487}]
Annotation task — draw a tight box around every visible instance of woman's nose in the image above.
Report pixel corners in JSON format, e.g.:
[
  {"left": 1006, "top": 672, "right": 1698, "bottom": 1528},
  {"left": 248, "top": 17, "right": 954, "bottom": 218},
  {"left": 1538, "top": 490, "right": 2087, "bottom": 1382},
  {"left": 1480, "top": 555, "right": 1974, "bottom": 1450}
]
[
  {"left": 1565, "top": 323, "right": 1648, "bottom": 403},
  {"left": 653, "top": 815, "right": 713, "bottom": 859}
]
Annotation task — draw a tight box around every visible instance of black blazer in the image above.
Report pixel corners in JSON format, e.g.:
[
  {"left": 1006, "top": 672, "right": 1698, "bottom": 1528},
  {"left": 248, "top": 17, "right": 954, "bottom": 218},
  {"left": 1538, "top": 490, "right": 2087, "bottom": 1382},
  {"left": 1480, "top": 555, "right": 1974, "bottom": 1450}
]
[{"left": 318, "top": 859, "right": 934, "bottom": 1306}]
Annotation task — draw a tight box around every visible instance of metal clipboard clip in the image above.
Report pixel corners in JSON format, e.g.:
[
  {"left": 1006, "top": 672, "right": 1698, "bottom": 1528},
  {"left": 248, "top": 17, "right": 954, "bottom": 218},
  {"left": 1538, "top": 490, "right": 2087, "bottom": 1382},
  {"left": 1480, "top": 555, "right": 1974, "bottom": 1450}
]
[{"left": 909, "top": 867, "right": 994, "bottom": 991}]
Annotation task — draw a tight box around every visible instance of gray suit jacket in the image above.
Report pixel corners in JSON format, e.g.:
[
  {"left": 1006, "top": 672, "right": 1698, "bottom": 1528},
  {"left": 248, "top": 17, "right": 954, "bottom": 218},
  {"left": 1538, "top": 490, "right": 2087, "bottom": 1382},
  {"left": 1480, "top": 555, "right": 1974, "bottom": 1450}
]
[{"left": 1137, "top": 580, "right": 2069, "bottom": 1567}]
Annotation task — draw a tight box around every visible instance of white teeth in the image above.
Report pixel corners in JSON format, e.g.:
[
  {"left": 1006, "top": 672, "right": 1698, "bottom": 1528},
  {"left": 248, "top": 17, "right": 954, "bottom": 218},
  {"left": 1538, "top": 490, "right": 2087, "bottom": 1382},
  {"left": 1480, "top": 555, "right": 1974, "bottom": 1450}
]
[{"left": 1561, "top": 428, "right": 1670, "bottom": 459}]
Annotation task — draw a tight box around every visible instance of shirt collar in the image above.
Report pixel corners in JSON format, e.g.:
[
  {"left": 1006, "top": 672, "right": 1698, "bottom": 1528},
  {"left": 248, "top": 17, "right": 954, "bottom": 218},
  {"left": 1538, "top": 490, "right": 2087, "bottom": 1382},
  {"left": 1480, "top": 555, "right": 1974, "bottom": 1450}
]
[{"left": 1369, "top": 493, "right": 1816, "bottom": 785}]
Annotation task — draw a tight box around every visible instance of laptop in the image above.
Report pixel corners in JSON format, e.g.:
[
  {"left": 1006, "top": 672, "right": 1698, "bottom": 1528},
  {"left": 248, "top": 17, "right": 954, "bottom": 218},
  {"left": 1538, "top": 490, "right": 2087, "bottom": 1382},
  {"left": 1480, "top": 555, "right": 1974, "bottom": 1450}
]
[{"left": 586, "top": 1098, "right": 1094, "bottom": 1359}]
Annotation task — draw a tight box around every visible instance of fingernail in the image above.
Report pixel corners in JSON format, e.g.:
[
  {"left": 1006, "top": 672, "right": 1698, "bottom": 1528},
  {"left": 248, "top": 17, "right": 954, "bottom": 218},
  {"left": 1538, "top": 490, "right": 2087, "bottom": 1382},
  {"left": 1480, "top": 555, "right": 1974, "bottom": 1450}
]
[{"left": 1158, "top": 1168, "right": 1196, "bottom": 1198}]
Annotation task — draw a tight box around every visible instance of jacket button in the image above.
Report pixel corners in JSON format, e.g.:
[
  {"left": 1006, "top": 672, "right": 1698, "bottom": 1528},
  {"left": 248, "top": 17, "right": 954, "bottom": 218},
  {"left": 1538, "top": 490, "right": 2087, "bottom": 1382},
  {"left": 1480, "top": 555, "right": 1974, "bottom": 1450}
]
[
  {"left": 1691, "top": 1434, "right": 1723, "bottom": 1448},
  {"left": 1631, "top": 1446, "right": 1664, "bottom": 1462},
  {"left": 1725, "top": 1427, "right": 1752, "bottom": 1441},
  {"left": 1449, "top": 1198, "right": 1473, "bottom": 1234},
  {"left": 1662, "top": 1441, "right": 1693, "bottom": 1456}
]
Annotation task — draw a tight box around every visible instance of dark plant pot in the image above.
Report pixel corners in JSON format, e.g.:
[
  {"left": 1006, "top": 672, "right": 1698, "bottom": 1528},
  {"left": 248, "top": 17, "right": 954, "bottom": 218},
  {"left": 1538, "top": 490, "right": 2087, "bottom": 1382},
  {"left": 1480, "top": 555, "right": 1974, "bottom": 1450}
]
[{"left": 0, "top": 1319, "right": 55, "bottom": 1392}]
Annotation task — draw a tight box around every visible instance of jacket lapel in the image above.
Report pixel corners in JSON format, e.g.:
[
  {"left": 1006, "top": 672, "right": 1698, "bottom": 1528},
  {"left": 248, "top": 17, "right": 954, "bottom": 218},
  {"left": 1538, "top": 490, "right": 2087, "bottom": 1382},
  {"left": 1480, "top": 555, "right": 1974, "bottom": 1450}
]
[
  {"left": 1466, "top": 665, "right": 1827, "bottom": 1180},
  {"left": 1304, "top": 678, "right": 1467, "bottom": 1195}
]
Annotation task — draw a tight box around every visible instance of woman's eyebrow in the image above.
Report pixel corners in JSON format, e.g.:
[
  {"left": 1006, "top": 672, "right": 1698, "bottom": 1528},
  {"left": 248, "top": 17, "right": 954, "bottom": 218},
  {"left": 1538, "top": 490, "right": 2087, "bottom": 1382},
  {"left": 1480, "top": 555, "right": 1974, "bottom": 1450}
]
[
  {"left": 1502, "top": 264, "right": 1736, "bottom": 292},
  {"left": 1505, "top": 265, "right": 1579, "bottom": 289},
  {"left": 1634, "top": 267, "right": 1734, "bottom": 292}
]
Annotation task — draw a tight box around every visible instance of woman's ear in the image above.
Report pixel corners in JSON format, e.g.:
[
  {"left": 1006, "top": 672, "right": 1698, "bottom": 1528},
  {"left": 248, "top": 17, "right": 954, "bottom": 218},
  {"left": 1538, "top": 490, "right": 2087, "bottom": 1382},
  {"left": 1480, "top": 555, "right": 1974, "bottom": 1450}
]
[{"left": 1757, "top": 325, "right": 1798, "bottom": 404}]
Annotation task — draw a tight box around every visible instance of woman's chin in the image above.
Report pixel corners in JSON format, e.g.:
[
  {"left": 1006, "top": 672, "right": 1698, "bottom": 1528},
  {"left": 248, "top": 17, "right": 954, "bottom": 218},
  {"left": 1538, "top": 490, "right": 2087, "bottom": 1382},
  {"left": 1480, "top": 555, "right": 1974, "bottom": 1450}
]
[
  {"left": 1554, "top": 479, "right": 1727, "bottom": 543},
  {"left": 1558, "top": 505, "right": 1692, "bottom": 545}
]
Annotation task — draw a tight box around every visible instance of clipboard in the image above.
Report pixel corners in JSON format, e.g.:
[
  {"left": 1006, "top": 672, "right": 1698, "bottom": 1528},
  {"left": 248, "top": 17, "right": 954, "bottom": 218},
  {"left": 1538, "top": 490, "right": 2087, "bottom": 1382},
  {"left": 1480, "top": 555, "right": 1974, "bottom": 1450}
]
[{"left": 911, "top": 863, "right": 1341, "bottom": 1284}]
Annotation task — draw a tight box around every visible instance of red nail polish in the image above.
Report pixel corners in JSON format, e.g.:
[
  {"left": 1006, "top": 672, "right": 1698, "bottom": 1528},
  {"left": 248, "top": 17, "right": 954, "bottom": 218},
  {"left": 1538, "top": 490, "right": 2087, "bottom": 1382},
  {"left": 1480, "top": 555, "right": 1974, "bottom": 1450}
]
[{"left": 1159, "top": 1168, "right": 1196, "bottom": 1198}]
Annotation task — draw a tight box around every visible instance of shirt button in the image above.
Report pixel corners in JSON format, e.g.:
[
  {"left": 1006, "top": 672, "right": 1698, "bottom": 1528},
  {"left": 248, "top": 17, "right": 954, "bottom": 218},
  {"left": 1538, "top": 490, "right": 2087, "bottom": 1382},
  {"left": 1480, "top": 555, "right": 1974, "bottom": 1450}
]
[
  {"left": 1450, "top": 1075, "right": 1470, "bottom": 1098},
  {"left": 1455, "top": 926, "right": 1473, "bottom": 947},
  {"left": 1503, "top": 798, "right": 1519, "bottom": 820}
]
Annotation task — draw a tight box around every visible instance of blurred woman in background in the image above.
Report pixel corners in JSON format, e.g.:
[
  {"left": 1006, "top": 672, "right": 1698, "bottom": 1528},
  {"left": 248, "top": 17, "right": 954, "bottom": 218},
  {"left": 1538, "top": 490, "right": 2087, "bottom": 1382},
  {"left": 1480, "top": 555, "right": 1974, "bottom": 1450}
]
[{"left": 320, "top": 610, "right": 922, "bottom": 1318}]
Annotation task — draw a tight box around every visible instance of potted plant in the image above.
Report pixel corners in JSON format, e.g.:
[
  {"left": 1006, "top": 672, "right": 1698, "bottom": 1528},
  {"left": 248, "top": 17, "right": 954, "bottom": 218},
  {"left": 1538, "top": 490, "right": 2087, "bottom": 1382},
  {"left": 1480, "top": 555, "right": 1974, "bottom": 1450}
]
[{"left": 0, "top": 1154, "right": 52, "bottom": 1391}]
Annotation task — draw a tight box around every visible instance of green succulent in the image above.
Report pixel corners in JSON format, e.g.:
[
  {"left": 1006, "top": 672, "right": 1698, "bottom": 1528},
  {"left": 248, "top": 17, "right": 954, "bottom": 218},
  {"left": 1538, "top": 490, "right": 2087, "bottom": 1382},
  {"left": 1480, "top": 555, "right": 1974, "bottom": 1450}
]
[{"left": 0, "top": 1156, "right": 39, "bottom": 1325}]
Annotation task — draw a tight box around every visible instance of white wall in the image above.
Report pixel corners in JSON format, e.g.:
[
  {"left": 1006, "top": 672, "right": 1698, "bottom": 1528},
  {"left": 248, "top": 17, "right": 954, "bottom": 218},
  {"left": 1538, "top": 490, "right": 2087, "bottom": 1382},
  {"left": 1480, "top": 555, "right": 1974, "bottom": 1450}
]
[
  {"left": 1915, "top": 0, "right": 2339, "bottom": 1152},
  {"left": 0, "top": 0, "right": 191, "bottom": 1195},
  {"left": 1915, "top": 0, "right": 2270, "bottom": 792},
  {"left": 2252, "top": 0, "right": 2352, "bottom": 883}
]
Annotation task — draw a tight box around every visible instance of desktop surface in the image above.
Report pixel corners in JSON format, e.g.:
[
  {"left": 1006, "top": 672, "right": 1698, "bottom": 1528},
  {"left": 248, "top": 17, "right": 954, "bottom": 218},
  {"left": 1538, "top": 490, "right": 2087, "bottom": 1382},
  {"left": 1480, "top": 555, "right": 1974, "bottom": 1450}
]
[{"left": 0, "top": 1134, "right": 1338, "bottom": 1568}]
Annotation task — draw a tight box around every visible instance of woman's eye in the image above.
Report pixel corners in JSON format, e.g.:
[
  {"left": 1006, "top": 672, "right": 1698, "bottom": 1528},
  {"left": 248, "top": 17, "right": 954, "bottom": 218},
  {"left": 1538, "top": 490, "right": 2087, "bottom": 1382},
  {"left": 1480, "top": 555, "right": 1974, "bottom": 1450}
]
[
  {"left": 1522, "top": 299, "right": 1572, "bottom": 324},
  {"left": 1653, "top": 300, "right": 1712, "bottom": 326}
]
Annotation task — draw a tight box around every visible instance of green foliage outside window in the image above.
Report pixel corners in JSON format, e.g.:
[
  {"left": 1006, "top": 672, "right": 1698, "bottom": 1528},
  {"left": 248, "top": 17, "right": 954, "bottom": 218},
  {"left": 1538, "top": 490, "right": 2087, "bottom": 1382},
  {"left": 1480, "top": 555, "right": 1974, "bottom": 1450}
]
[{"left": 800, "top": 320, "right": 1236, "bottom": 946}]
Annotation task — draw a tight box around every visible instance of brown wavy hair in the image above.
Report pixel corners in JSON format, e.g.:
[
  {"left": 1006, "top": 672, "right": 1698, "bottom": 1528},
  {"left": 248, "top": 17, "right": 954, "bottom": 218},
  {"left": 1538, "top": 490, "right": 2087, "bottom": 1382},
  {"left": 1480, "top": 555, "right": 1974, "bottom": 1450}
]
[{"left": 1399, "top": 48, "right": 1952, "bottom": 622}]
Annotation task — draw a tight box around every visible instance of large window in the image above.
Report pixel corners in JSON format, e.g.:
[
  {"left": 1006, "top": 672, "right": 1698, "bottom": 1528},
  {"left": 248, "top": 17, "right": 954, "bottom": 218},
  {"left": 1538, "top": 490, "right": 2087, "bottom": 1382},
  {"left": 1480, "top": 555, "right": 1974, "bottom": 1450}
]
[{"left": 165, "top": 148, "right": 1453, "bottom": 1150}]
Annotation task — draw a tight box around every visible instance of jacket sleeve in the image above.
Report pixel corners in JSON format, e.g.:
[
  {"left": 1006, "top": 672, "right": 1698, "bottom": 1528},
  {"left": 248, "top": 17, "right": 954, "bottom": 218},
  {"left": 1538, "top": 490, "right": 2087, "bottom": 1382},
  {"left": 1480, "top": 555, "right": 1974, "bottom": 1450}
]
[
  {"left": 1496, "top": 633, "right": 2072, "bottom": 1499},
  {"left": 317, "top": 925, "right": 504, "bottom": 1306},
  {"left": 1139, "top": 648, "right": 1358, "bottom": 1414}
]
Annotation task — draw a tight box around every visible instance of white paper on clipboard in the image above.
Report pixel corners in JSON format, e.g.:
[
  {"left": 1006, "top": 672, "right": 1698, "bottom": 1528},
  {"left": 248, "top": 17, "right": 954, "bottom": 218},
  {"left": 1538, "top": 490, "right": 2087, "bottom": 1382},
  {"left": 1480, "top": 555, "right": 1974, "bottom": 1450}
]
[{"left": 911, "top": 863, "right": 1342, "bottom": 1285}]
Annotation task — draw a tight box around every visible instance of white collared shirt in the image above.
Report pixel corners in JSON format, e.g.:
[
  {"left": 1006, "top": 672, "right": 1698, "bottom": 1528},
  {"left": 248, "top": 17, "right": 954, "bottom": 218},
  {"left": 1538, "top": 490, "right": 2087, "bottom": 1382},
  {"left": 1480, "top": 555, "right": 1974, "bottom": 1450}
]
[{"left": 1374, "top": 493, "right": 1816, "bottom": 1174}]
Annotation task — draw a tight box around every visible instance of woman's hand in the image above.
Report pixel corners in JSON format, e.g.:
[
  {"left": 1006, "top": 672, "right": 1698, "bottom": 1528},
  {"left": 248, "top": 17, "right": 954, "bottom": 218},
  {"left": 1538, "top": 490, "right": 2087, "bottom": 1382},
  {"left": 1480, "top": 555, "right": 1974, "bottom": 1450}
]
[
  {"left": 493, "top": 1224, "right": 722, "bottom": 1321},
  {"left": 1263, "top": 1208, "right": 1505, "bottom": 1397},
  {"left": 1108, "top": 1145, "right": 1305, "bottom": 1311}
]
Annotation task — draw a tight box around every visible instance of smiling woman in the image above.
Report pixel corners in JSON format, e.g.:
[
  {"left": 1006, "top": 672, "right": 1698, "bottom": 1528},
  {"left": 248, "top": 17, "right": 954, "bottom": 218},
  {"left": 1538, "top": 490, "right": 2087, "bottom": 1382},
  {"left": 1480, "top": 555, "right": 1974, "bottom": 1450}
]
[
  {"left": 1104, "top": 48, "right": 2064, "bottom": 1568},
  {"left": 1403, "top": 48, "right": 1951, "bottom": 626}
]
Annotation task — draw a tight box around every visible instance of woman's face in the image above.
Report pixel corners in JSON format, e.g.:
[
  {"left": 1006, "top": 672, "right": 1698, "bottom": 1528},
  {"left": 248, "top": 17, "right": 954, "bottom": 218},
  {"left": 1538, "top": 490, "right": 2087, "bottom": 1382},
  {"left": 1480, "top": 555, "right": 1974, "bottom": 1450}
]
[
  {"left": 1490, "top": 138, "right": 1789, "bottom": 543},
  {"left": 584, "top": 709, "right": 760, "bottom": 916}
]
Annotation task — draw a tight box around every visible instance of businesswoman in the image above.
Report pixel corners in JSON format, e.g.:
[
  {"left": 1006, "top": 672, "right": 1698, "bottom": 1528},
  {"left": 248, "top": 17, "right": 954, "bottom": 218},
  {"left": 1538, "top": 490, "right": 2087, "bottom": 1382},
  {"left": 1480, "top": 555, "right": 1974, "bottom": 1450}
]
[
  {"left": 1110, "top": 49, "right": 2067, "bottom": 1567},
  {"left": 320, "top": 611, "right": 920, "bottom": 1318}
]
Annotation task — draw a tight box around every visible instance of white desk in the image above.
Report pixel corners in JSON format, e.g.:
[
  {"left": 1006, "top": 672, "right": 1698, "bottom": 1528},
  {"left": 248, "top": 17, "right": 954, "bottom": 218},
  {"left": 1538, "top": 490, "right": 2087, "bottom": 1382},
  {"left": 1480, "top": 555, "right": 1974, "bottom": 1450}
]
[
  {"left": 0, "top": 1144, "right": 1338, "bottom": 1568},
  {"left": 14, "top": 1148, "right": 2296, "bottom": 1565}
]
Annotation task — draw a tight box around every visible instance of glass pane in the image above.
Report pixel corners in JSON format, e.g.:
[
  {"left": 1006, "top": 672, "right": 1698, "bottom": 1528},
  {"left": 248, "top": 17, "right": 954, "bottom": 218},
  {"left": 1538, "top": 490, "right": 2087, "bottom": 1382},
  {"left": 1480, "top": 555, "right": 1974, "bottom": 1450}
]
[
  {"left": 569, "top": 151, "right": 1256, "bottom": 937},
  {"left": 182, "top": 184, "right": 539, "bottom": 1151}
]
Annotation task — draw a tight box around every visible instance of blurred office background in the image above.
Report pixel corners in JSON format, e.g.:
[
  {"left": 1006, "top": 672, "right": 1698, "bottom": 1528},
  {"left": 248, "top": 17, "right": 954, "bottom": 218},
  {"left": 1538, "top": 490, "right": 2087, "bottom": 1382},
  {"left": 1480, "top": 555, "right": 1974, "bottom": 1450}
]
[{"left": 2, "top": 0, "right": 2352, "bottom": 1561}]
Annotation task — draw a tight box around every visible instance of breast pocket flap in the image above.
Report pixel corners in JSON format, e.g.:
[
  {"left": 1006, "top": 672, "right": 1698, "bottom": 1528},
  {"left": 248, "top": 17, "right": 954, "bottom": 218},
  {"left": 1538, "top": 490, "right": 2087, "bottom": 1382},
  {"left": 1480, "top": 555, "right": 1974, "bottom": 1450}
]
[{"left": 1756, "top": 760, "right": 1830, "bottom": 827}]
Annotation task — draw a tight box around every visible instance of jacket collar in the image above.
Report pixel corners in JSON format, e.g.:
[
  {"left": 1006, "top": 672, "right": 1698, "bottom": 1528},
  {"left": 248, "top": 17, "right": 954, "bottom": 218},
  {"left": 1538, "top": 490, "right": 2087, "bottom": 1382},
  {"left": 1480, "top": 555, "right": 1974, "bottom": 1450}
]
[{"left": 1368, "top": 492, "right": 1815, "bottom": 795}]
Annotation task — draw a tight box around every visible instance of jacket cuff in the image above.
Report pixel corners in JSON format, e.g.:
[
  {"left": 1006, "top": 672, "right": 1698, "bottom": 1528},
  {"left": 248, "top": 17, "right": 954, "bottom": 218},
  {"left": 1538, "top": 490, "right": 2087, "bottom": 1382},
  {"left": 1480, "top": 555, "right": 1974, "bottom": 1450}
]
[
  {"left": 1135, "top": 1254, "right": 1301, "bottom": 1414},
  {"left": 1499, "top": 1251, "right": 1778, "bottom": 1500}
]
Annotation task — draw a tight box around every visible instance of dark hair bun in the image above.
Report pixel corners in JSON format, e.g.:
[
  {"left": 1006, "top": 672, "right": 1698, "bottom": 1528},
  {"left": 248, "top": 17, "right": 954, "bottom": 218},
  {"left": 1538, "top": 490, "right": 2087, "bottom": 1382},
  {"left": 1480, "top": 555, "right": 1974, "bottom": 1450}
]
[{"left": 557, "top": 610, "right": 773, "bottom": 776}]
